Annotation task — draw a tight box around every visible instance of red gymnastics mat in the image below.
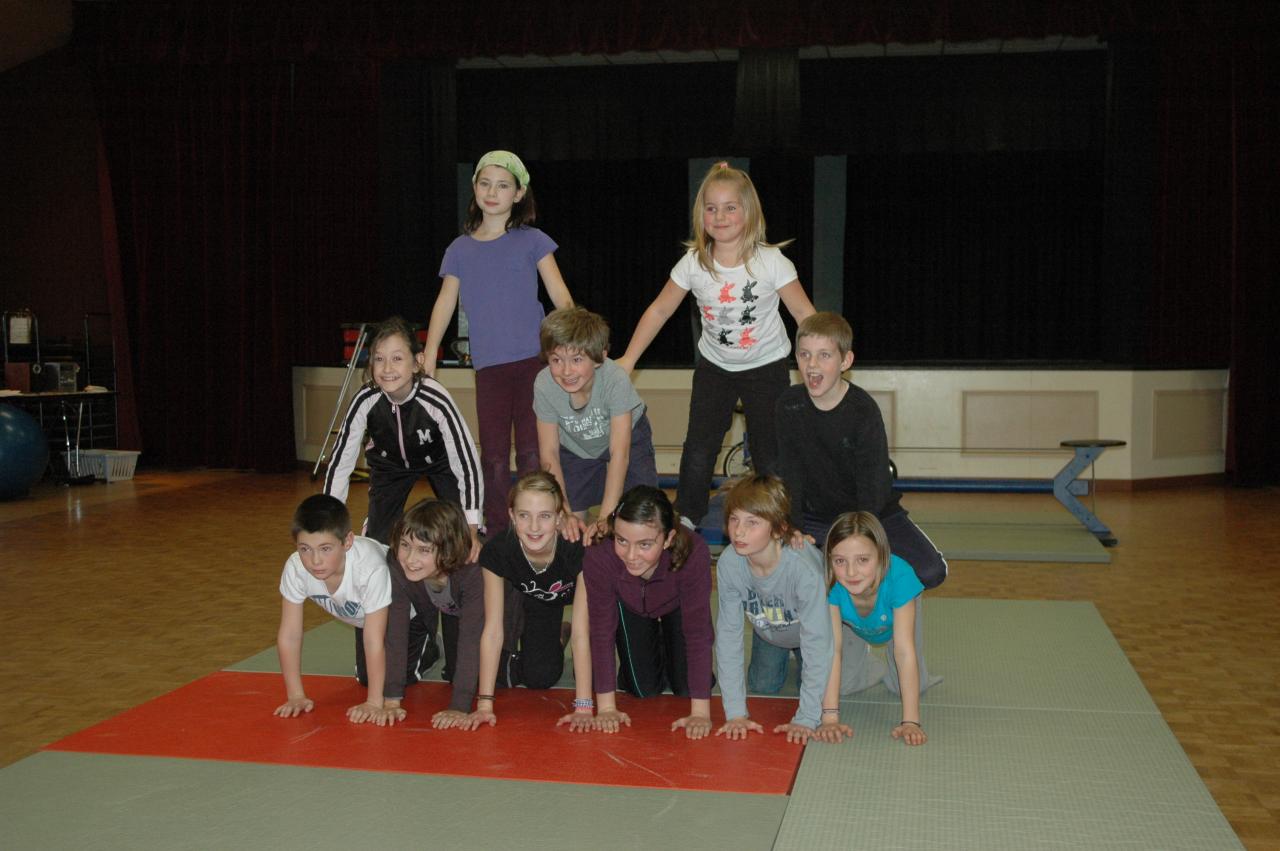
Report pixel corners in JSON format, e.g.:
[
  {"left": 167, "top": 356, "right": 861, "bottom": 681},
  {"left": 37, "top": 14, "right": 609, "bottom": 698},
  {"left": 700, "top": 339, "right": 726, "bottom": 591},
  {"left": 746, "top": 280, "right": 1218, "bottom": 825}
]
[{"left": 48, "top": 671, "right": 806, "bottom": 795}]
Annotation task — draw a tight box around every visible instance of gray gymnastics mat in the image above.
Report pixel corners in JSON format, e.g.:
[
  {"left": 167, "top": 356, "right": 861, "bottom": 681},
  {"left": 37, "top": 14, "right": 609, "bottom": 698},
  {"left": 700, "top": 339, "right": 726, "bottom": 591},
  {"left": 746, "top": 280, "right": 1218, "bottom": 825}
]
[
  {"left": 773, "top": 598, "right": 1242, "bottom": 850},
  {"left": 909, "top": 509, "right": 1112, "bottom": 564},
  {"left": 0, "top": 751, "right": 787, "bottom": 851}
]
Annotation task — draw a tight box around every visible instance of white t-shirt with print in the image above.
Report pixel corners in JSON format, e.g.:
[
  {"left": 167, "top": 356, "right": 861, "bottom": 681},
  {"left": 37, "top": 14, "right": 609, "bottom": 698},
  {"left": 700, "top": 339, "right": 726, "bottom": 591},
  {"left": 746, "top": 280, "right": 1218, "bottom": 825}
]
[
  {"left": 278, "top": 535, "right": 391, "bottom": 628},
  {"left": 670, "top": 244, "right": 799, "bottom": 371}
]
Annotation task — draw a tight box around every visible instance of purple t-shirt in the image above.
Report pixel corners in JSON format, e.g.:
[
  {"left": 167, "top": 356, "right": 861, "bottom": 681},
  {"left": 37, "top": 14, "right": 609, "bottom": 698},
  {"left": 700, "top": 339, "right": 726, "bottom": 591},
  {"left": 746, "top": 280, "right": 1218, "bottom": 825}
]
[{"left": 439, "top": 227, "right": 558, "bottom": 370}]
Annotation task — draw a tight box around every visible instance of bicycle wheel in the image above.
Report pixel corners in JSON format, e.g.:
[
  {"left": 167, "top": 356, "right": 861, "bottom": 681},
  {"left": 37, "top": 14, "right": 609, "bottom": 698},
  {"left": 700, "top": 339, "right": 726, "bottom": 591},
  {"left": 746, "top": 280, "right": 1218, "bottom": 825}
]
[{"left": 722, "top": 442, "right": 751, "bottom": 478}]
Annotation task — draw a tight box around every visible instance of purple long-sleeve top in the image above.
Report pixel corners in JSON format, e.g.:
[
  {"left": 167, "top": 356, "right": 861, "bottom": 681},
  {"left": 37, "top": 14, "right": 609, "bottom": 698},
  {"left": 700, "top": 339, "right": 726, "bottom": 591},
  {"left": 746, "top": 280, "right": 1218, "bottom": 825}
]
[{"left": 582, "top": 532, "right": 714, "bottom": 700}]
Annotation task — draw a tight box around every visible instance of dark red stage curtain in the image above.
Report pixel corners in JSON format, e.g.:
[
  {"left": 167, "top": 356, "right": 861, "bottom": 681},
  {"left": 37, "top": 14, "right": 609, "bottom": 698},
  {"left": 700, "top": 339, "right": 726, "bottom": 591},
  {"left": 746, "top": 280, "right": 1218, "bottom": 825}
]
[
  {"left": 73, "top": 1, "right": 1251, "bottom": 62},
  {"left": 93, "top": 60, "right": 380, "bottom": 471}
]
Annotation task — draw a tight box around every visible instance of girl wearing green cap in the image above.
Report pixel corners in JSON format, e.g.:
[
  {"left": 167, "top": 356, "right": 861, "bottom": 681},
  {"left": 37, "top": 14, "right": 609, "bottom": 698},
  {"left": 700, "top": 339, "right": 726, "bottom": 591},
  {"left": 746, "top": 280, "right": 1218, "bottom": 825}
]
[{"left": 425, "top": 150, "right": 575, "bottom": 536}]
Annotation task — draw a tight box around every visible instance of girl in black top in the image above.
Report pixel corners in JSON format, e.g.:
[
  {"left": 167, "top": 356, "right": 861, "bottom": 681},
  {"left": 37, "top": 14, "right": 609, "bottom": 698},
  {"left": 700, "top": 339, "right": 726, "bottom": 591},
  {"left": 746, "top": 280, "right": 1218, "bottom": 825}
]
[{"left": 471, "top": 471, "right": 595, "bottom": 730}]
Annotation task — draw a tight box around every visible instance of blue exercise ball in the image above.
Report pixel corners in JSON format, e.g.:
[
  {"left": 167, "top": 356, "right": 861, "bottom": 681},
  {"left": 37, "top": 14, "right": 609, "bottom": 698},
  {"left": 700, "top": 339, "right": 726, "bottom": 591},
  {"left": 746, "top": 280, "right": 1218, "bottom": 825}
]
[{"left": 0, "top": 404, "right": 49, "bottom": 499}]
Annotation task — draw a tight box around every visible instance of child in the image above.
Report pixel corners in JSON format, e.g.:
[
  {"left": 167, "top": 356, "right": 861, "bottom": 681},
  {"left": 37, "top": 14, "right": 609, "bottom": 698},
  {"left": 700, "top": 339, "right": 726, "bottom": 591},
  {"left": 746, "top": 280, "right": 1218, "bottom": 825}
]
[
  {"left": 471, "top": 471, "right": 595, "bottom": 731},
  {"left": 324, "top": 316, "right": 483, "bottom": 552},
  {"left": 533, "top": 306, "right": 658, "bottom": 536},
  {"left": 774, "top": 311, "right": 947, "bottom": 589},
  {"left": 324, "top": 316, "right": 484, "bottom": 682},
  {"left": 583, "top": 485, "right": 715, "bottom": 739},
  {"left": 712, "top": 476, "right": 834, "bottom": 744},
  {"left": 274, "top": 494, "right": 397, "bottom": 725},
  {"left": 817, "top": 511, "right": 938, "bottom": 746},
  {"left": 424, "top": 150, "right": 574, "bottom": 535},
  {"left": 615, "top": 162, "right": 815, "bottom": 528},
  {"left": 382, "top": 498, "right": 487, "bottom": 729}
]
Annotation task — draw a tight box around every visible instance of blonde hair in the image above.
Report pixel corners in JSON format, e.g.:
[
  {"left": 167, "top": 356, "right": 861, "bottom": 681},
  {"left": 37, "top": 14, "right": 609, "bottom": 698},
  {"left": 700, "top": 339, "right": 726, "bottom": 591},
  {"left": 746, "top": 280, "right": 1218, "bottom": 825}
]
[
  {"left": 824, "top": 511, "right": 891, "bottom": 591},
  {"left": 685, "top": 162, "right": 792, "bottom": 278},
  {"left": 721, "top": 474, "right": 794, "bottom": 539},
  {"left": 507, "top": 469, "right": 566, "bottom": 515},
  {"left": 797, "top": 311, "right": 854, "bottom": 357}
]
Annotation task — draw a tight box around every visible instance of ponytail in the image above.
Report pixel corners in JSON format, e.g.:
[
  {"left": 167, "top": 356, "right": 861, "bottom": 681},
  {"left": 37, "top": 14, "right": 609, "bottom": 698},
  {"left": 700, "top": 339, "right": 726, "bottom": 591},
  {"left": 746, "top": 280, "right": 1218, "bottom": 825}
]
[{"left": 610, "top": 485, "right": 693, "bottom": 573}]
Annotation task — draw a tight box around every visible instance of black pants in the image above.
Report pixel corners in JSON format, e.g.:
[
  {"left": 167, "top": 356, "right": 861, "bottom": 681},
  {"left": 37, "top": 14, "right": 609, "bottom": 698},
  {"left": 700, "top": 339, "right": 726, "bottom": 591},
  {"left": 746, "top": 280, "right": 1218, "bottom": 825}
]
[
  {"left": 613, "top": 603, "right": 712, "bottom": 698},
  {"left": 496, "top": 594, "right": 568, "bottom": 690},
  {"left": 355, "top": 607, "right": 436, "bottom": 687},
  {"left": 365, "top": 464, "right": 463, "bottom": 545},
  {"left": 676, "top": 356, "right": 789, "bottom": 526}
]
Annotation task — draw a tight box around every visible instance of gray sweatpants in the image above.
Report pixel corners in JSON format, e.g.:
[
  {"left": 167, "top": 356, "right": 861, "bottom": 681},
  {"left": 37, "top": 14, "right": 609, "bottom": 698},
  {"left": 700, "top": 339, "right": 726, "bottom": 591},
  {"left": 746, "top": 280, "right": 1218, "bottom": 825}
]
[{"left": 838, "top": 597, "right": 942, "bottom": 696}]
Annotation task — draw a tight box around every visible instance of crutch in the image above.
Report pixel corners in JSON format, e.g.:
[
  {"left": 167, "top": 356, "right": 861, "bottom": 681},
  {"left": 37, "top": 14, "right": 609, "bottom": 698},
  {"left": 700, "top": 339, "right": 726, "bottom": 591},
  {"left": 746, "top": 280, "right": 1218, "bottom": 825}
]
[{"left": 311, "top": 322, "right": 369, "bottom": 481}]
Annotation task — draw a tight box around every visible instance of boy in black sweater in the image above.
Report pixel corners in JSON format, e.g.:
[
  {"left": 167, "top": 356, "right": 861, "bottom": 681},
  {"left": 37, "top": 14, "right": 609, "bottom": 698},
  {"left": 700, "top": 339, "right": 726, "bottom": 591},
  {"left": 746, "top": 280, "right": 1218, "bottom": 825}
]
[{"left": 773, "top": 312, "right": 946, "bottom": 590}]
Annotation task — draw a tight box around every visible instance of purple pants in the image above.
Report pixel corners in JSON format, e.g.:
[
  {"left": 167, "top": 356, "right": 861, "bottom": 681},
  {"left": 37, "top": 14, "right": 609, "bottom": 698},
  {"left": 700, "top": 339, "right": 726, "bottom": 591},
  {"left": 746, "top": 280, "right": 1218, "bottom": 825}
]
[{"left": 474, "top": 355, "right": 542, "bottom": 533}]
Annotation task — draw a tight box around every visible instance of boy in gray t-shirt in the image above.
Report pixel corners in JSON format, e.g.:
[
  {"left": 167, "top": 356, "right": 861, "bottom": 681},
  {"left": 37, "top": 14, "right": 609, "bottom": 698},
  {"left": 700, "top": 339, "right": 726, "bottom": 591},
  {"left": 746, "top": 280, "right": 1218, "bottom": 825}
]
[
  {"left": 532, "top": 307, "right": 658, "bottom": 536},
  {"left": 713, "top": 475, "right": 835, "bottom": 743}
]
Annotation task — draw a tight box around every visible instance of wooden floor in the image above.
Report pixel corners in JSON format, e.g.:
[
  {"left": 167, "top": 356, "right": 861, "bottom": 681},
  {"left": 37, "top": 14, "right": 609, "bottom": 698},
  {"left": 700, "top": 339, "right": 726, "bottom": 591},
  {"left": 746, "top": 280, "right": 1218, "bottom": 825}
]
[{"left": 1, "top": 471, "right": 1277, "bottom": 849}]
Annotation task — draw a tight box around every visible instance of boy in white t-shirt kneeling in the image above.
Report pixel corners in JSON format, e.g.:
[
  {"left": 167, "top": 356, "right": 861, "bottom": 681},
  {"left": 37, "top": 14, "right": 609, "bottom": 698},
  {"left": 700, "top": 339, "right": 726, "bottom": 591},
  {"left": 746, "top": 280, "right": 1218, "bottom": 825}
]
[{"left": 274, "top": 494, "right": 401, "bottom": 726}]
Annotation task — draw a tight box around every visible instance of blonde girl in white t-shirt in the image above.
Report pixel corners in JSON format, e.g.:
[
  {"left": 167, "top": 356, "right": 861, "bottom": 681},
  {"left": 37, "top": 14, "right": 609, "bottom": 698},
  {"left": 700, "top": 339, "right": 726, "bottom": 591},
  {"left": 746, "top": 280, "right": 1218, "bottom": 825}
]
[{"left": 615, "top": 162, "right": 815, "bottom": 528}]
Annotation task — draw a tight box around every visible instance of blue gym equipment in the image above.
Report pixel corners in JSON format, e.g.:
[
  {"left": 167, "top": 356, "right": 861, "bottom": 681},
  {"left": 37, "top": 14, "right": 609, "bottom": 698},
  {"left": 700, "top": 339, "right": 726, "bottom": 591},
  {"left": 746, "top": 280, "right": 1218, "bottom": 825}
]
[{"left": 0, "top": 403, "right": 50, "bottom": 499}]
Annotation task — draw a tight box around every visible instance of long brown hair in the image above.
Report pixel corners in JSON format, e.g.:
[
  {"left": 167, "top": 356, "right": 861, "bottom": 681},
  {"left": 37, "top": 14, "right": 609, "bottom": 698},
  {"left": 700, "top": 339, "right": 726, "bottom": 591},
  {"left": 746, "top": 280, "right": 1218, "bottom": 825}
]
[
  {"left": 824, "top": 511, "right": 891, "bottom": 591},
  {"left": 362, "top": 316, "right": 424, "bottom": 387}
]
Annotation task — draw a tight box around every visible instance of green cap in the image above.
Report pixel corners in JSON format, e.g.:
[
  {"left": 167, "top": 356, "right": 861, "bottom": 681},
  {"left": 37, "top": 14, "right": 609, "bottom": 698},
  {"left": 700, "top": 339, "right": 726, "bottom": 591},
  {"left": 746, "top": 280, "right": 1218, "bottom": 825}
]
[{"left": 473, "top": 150, "right": 530, "bottom": 188}]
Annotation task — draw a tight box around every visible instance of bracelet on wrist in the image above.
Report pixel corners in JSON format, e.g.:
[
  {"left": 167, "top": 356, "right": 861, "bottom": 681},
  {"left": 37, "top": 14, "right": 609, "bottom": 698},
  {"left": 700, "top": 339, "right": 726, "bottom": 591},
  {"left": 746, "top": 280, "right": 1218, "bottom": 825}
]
[
  {"left": 821, "top": 707, "right": 840, "bottom": 714},
  {"left": 475, "top": 694, "right": 495, "bottom": 703},
  {"left": 572, "top": 698, "right": 595, "bottom": 710},
  {"left": 900, "top": 720, "right": 921, "bottom": 727}
]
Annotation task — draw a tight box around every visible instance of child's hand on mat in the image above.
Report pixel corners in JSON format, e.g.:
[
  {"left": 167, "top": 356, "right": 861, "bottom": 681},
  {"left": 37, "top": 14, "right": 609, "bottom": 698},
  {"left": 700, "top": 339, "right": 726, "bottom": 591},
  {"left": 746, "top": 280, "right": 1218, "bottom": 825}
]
[
  {"left": 430, "top": 709, "right": 470, "bottom": 729},
  {"left": 273, "top": 696, "right": 314, "bottom": 718},
  {"left": 891, "top": 722, "right": 927, "bottom": 746},
  {"left": 594, "top": 709, "right": 631, "bottom": 733},
  {"left": 463, "top": 708, "right": 497, "bottom": 730},
  {"left": 715, "top": 716, "right": 764, "bottom": 740},
  {"left": 671, "top": 714, "right": 713, "bottom": 740},
  {"left": 556, "top": 709, "right": 595, "bottom": 732},
  {"left": 371, "top": 706, "right": 406, "bottom": 727},
  {"left": 812, "top": 720, "right": 854, "bottom": 744},
  {"left": 347, "top": 702, "right": 398, "bottom": 725},
  {"left": 381, "top": 700, "right": 408, "bottom": 724},
  {"left": 773, "top": 722, "right": 816, "bottom": 744}
]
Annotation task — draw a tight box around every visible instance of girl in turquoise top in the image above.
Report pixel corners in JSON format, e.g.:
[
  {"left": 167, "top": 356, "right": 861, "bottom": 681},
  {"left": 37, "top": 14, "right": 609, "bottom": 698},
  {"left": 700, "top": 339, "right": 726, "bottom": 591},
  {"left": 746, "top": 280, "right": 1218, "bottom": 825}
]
[{"left": 816, "top": 511, "right": 938, "bottom": 746}]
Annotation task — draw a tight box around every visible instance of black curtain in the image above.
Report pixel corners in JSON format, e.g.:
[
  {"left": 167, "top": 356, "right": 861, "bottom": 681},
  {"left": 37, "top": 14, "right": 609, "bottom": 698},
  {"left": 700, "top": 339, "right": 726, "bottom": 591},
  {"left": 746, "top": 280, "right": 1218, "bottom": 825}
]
[
  {"left": 530, "top": 159, "right": 692, "bottom": 366},
  {"left": 94, "top": 59, "right": 381, "bottom": 470},
  {"left": 456, "top": 63, "right": 736, "bottom": 163},
  {"left": 378, "top": 60, "right": 458, "bottom": 326},
  {"left": 845, "top": 149, "right": 1104, "bottom": 361}
]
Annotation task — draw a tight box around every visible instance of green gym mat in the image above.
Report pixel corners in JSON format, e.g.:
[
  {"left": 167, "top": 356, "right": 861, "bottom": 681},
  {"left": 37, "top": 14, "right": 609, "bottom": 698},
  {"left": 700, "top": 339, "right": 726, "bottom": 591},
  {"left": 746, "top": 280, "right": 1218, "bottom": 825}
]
[
  {"left": 7, "top": 599, "right": 1240, "bottom": 848},
  {"left": 774, "top": 598, "right": 1241, "bottom": 850},
  {"left": 0, "top": 751, "right": 787, "bottom": 850},
  {"left": 909, "top": 509, "right": 1112, "bottom": 564}
]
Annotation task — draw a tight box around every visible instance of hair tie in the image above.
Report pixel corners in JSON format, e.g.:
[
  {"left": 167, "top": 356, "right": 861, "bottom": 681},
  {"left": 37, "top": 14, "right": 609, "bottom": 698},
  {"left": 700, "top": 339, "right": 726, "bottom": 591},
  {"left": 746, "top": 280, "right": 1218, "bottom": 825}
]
[{"left": 714, "top": 161, "right": 730, "bottom": 170}]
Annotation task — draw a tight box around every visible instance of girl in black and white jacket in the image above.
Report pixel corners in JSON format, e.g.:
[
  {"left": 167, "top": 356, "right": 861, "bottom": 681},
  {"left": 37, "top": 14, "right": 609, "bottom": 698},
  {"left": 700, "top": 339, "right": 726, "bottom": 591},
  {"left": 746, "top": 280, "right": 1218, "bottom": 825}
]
[{"left": 324, "top": 317, "right": 484, "bottom": 556}]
